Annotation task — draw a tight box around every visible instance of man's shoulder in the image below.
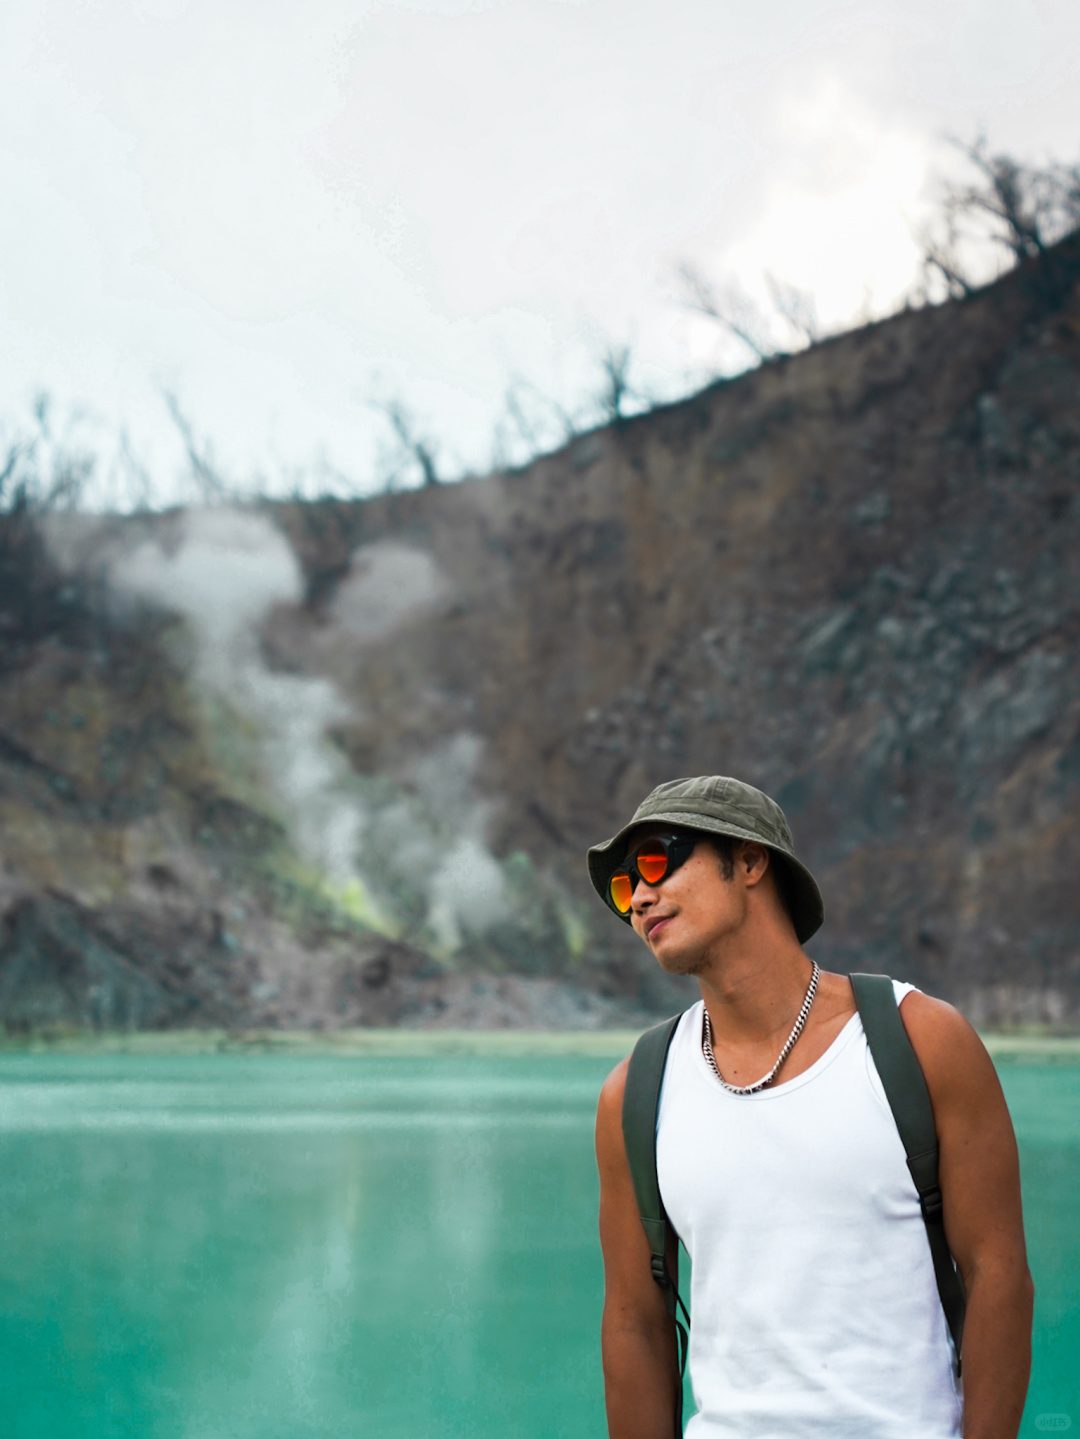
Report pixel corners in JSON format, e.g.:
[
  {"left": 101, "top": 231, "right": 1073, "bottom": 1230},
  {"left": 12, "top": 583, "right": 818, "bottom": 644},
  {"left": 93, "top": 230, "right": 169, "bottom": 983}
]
[
  {"left": 896, "top": 988, "right": 999, "bottom": 1113},
  {"left": 898, "top": 987, "right": 984, "bottom": 1055}
]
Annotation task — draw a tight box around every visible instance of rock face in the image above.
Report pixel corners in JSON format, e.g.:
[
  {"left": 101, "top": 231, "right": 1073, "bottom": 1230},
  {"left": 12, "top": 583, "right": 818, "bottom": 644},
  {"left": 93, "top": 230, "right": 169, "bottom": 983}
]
[{"left": 2, "top": 239, "right": 1079, "bottom": 1030}]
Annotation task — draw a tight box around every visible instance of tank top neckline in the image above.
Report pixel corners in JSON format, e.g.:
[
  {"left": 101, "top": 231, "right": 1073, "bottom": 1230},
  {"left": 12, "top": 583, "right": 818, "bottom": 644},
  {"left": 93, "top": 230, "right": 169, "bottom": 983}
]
[{"left": 684, "top": 997, "right": 863, "bottom": 1101}]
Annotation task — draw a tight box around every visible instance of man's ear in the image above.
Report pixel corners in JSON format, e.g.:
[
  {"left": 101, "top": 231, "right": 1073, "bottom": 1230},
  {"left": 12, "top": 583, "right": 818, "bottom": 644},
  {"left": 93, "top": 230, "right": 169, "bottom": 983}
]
[{"left": 740, "top": 842, "right": 771, "bottom": 888}]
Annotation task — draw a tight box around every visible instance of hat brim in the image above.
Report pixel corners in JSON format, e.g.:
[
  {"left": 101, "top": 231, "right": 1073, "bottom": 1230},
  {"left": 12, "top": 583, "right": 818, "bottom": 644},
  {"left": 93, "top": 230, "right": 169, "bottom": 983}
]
[{"left": 587, "top": 811, "right": 824, "bottom": 945}]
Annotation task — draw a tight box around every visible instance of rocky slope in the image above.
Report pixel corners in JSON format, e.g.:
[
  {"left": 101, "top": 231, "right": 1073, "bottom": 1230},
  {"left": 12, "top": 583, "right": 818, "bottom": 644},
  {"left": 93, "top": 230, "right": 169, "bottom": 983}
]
[{"left": 2, "top": 238, "right": 1078, "bottom": 1031}]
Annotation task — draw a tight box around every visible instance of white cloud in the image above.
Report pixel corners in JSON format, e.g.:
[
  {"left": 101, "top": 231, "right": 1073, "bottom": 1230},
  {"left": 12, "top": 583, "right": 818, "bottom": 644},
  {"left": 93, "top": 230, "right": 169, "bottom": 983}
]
[
  {"left": 2, "top": 0, "right": 1079, "bottom": 497},
  {"left": 718, "top": 78, "right": 933, "bottom": 336}
]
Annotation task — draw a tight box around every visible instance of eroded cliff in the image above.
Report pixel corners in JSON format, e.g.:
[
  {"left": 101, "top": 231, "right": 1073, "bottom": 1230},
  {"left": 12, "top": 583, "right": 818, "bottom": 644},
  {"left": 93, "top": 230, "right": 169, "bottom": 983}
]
[{"left": 2, "top": 239, "right": 1078, "bottom": 1030}]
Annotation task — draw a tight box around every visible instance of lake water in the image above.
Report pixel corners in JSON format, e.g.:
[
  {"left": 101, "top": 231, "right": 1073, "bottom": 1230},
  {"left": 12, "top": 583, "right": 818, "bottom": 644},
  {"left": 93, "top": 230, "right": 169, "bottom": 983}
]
[{"left": 0, "top": 1052, "right": 1076, "bottom": 1438}]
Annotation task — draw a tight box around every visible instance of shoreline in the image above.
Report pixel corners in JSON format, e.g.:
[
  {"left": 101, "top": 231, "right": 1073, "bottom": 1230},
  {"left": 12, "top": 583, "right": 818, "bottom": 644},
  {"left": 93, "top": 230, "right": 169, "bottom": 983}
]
[
  {"left": 0, "top": 1027, "right": 644, "bottom": 1058},
  {"left": 1, "top": 1027, "right": 1080, "bottom": 1061}
]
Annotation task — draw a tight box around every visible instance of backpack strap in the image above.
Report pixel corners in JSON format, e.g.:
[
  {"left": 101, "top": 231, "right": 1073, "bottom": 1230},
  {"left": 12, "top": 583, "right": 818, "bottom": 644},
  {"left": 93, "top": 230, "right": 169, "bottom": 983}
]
[
  {"left": 622, "top": 1012, "right": 690, "bottom": 1434},
  {"left": 850, "top": 972, "right": 967, "bottom": 1373}
]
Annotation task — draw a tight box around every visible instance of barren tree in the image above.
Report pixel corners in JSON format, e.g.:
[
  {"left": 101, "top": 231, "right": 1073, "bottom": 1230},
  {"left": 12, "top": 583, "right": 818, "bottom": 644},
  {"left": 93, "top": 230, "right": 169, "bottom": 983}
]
[
  {"left": 594, "top": 342, "right": 639, "bottom": 425},
  {"left": 677, "top": 263, "right": 781, "bottom": 365},
  {"left": 0, "top": 394, "right": 95, "bottom": 514},
  {"left": 919, "top": 136, "right": 1080, "bottom": 302},
  {"left": 765, "top": 274, "right": 821, "bottom": 347},
  {"left": 163, "top": 390, "right": 229, "bottom": 504},
  {"left": 492, "top": 377, "right": 582, "bottom": 471},
  {"left": 371, "top": 398, "right": 442, "bottom": 489}
]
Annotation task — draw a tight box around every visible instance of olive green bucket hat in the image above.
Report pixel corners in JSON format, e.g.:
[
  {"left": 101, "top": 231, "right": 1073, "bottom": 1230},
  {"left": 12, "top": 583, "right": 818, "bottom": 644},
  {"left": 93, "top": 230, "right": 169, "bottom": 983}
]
[{"left": 586, "top": 775, "right": 824, "bottom": 943}]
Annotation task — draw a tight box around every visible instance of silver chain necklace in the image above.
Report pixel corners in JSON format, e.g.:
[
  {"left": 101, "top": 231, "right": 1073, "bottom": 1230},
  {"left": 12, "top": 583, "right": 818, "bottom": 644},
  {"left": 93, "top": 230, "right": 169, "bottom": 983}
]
[{"left": 702, "top": 961, "right": 821, "bottom": 1095}]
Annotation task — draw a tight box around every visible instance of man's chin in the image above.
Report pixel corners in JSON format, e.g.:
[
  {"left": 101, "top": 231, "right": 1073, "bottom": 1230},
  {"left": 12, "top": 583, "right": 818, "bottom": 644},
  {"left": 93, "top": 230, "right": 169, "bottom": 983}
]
[{"left": 650, "top": 940, "right": 707, "bottom": 977}]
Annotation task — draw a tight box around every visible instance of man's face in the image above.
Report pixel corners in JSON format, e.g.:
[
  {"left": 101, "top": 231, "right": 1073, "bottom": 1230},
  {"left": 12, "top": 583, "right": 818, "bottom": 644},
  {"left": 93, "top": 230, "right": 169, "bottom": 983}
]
[{"left": 626, "top": 827, "right": 750, "bottom": 976}]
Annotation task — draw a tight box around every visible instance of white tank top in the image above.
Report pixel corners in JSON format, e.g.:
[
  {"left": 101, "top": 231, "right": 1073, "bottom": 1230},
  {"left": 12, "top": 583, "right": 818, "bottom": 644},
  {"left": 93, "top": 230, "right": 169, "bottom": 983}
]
[{"left": 656, "top": 984, "right": 963, "bottom": 1439}]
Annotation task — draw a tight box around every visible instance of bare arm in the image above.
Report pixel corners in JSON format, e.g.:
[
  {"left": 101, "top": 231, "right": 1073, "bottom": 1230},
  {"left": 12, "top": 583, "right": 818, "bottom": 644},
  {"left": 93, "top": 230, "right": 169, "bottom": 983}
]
[
  {"left": 596, "top": 1059, "right": 681, "bottom": 1439},
  {"left": 901, "top": 993, "right": 1035, "bottom": 1439}
]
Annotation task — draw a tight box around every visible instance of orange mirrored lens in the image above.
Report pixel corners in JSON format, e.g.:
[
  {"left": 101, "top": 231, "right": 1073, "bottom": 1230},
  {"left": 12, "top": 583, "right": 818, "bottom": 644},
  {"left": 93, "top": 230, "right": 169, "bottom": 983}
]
[
  {"left": 609, "top": 872, "right": 634, "bottom": 913},
  {"left": 635, "top": 846, "right": 669, "bottom": 885}
]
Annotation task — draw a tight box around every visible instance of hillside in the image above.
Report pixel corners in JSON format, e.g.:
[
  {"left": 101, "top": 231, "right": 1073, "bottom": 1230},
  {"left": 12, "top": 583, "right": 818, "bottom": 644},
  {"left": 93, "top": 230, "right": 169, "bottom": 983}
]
[{"left": 2, "top": 239, "right": 1078, "bottom": 1032}]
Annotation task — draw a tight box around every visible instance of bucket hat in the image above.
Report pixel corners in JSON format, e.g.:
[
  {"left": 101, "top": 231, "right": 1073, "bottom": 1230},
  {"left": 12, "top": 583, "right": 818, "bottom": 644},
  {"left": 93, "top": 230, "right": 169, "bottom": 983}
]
[{"left": 586, "top": 775, "right": 824, "bottom": 943}]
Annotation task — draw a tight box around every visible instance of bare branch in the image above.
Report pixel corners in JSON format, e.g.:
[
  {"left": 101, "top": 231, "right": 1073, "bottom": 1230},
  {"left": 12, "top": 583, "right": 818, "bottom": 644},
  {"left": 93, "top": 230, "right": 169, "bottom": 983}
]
[
  {"left": 919, "top": 136, "right": 1080, "bottom": 301},
  {"left": 0, "top": 398, "right": 94, "bottom": 514},
  {"left": 162, "top": 390, "right": 228, "bottom": 504},
  {"left": 917, "top": 215, "right": 978, "bottom": 301},
  {"left": 0, "top": 441, "right": 24, "bottom": 504},
  {"left": 32, "top": 392, "right": 51, "bottom": 441},
  {"left": 370, "top": 398, "right": 441, "bottom": 489},
  {"left": 595, "top": 343, "right": 636, "bottom": 424},
  {"left": 502, "top": 385, "right": 544, "bottom": 457},
  {"left": 44, "top": 447, "right": 94, "bottom": 510},
  {"left": 765, "top": 274, "right": 821, "bottom": 346},
  {"left": 492, "top": 378, "right": 581, "bottom": 471},
  {"left": 117, "top": 430, "right": 155, "bottom": 512},
  {"left": 677, "top": 263, "right": 779, "bottom": 363}
]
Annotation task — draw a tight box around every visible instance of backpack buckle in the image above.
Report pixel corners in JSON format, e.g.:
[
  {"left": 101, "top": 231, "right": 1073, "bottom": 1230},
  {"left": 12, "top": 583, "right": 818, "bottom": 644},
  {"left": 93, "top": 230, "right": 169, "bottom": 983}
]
[
  {"left": 920, "top": 1185, "right": 944, "bottom": 1224},
  {"left": 650, "top": 1254, "right": 670, "bottom": 1288}
]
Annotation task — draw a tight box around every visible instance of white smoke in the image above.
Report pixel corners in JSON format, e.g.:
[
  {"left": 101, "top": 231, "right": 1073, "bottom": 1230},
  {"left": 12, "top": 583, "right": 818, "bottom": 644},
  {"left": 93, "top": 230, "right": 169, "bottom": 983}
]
[
  {"left": 396, "top": 733, "right": 510, "bottom": 954},
  {"left": 111, "top": 509, "right": 369, "bottom": 894},
  {"left": 104, "top": 509, "right": 508, "bottom": 952},
  {"left": 111, "top": 508, "right": 299, "bottom": 690},
  {"left": 331, "top": 542, "right": 445, "bottom": 641}
]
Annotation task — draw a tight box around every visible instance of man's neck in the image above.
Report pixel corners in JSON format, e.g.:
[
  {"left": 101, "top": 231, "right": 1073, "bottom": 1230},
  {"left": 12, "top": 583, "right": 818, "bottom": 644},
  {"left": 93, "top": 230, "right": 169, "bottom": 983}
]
[{"left": 696, "top": 929, "right": 815, "bottom": 1048}]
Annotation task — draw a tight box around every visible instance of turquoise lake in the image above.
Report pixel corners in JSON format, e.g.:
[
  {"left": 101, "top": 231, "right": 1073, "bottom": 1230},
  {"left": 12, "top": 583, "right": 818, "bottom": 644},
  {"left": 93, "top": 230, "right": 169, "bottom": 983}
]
[{"left": 0, "top": 1053, "right": 1076, "bottom": 1438}]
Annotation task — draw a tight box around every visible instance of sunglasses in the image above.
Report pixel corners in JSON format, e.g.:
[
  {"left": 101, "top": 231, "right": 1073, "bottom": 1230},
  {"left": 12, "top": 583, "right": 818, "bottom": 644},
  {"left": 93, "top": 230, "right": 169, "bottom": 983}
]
[{"left": 607, "top": 833, "right": 698, "bottom": 916}]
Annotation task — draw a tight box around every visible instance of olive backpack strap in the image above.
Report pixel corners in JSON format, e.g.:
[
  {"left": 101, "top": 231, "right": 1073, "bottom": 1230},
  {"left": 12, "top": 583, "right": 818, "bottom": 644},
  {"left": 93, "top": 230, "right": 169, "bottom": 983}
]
[
  {"left": 622, "top": 1012, "right": 691, "bottom": 1434},
  {"left": 850, "top": 972, "right": 967, "bottom": 1373}
]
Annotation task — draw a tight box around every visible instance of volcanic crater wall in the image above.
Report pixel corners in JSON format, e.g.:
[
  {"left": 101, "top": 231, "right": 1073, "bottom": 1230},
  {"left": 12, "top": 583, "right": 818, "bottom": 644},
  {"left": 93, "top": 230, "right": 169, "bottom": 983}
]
[{"left": 2, "top": 242, "right": 1079, "bottom": 1030}]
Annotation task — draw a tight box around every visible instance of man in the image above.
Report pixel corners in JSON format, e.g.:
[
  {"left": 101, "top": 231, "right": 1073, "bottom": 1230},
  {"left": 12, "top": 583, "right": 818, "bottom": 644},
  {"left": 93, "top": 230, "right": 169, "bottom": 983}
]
[{"left": 591, "top": 775, "right": 1033, "bottom": 1439}]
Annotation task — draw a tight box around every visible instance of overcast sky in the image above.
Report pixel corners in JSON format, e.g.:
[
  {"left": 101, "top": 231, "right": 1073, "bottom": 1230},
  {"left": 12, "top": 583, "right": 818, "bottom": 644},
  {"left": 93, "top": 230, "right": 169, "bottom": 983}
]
[{"left": 1, "top": 0, "right": 1078, "bottom": 504}]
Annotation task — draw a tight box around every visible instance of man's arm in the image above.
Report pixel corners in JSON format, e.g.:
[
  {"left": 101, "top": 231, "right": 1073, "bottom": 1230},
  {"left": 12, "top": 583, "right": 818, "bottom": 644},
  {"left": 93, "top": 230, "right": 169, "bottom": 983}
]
[
  {"left": 901, "top": 992, "right": 1035, "bottom": 1439},
  {"left": 596, "top": 1059, "right": 681, "bottom": 1439}
]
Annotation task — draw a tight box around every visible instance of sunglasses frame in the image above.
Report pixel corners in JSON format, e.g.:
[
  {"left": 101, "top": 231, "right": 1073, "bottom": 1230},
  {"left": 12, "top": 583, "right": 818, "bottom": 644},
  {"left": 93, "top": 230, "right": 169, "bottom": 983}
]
[{"left": 606, "top": 832, "right": 699, "bottom": 918}]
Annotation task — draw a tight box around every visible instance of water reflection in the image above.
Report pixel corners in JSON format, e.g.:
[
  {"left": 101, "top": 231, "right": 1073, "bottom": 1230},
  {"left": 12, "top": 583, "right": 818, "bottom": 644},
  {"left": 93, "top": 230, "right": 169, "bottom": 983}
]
[{"left": 0, "top": 1055, "right": 611, "bottom": 1439}]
